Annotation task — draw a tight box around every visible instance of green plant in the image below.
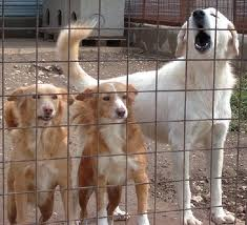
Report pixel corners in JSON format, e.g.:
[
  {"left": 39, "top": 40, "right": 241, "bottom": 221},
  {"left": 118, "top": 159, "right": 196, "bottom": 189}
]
[{"left": 230, "top": 75, "right": 247, "bottom": 132}]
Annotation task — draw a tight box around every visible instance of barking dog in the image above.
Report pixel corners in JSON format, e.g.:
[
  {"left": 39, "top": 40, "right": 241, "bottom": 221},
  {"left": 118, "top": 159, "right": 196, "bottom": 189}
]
[
  {"left": 57, "top": 7, "right": 239, "bottom": 225},
  {"left": 4, "top": 84, "right": 78, "bottom": 224},
  {"left": 71, "top": 82, "right": 150, "bottom": 225}
]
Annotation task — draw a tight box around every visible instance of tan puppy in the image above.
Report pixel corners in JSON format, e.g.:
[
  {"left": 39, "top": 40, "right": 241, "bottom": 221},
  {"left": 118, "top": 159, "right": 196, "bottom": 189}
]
[
  {"left": 71, "top": 82, "right": 150, "bottom": 225},
  {"left": 4, "top": 84, "right": 77, "bottom": 224}
]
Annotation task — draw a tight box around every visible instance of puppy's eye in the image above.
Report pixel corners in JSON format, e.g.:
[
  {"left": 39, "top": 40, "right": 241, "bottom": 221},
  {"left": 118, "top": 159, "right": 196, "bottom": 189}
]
[
  {"left": 52, "top": 94, "right": 58, "bottom": 100},
  {"left": 122, "top": 95, "right": 127, "bottom": 100},
  {"left": 32, "top": 94, "right": 40, "bottom": 99},
  {"left": 103, "top": 96, "right": 110, "bottom": 101},
  {"left": 211, "top": 13, "right": 217, "bottom": 18}
]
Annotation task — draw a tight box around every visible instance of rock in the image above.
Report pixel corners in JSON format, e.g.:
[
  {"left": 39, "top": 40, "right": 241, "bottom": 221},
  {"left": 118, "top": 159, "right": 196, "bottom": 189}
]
[
  {"left": 13, "top": 65, "right": 18, "bottom": 69},
  {"left": 15, "top": 70, "right": 21, "bottom": 74},
  {"left": 192, "top": 195, "right": 203, "bottom": 203},
  {"left": 241, "top": 186, "right": 247, "bottom": 191},
  {"left": 38, "top": 71, "right": 45, "bottom": 76},
  {"left": 194, "top": 185, "right": 203, "bottom": 192},
  {"left": 237, "top": 206, "right": 244, "bottom": 213}
]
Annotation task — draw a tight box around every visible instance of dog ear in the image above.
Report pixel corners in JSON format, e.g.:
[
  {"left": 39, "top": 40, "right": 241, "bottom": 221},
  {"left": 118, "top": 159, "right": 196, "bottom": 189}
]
[
  {"left": 175, "top": 22, "right": 188, "bottom": 57},
  {"left": 58, "top": 88, "right": 74, "bottom": 105},
  {"left": 7, "top": 87, "right": 25, "bottom": 102},
  {"left": 75, "top": 88, "right": 94, "bottom": 101},
  {"left": 127, "top": 84, "right": 138, "bottom": 103},
  {"left": 226, "top": 21, "right": 239, "bottom": 58}
]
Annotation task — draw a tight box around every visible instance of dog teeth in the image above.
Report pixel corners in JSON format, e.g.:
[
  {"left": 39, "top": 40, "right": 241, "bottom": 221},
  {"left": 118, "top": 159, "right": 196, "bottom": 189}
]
[
  {"left": 195, "top": 43, "right": 202, "bottom": 48},
  {"left": 195, "top": 42, "right": 209, "bottom": 49}
]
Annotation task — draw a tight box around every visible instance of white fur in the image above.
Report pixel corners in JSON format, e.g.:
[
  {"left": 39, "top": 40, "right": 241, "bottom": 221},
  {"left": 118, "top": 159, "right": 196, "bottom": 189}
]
[
  {"left": 57, "top": 7, "right": 239, "bottom": 225},
  {"left": 137, "top": 214, "right": 150, "bottom": 225},
  {"left": 99, "top": 123, "right": 138, "bottom": 184},
  {"left": 98, "top": 208, "right": 108, "bottom": 225}
]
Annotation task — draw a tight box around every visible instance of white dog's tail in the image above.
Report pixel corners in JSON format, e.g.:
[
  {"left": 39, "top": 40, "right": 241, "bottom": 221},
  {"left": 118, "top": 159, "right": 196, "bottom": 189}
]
[{"left": 56, "top": 19, "right": 98, "bottom": 89}]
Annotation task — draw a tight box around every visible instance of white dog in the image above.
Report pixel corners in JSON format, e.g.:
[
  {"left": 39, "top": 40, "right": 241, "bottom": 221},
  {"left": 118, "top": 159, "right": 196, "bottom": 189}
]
[{"left": 57, "top": 8, "right": 239, "bottom": 225}]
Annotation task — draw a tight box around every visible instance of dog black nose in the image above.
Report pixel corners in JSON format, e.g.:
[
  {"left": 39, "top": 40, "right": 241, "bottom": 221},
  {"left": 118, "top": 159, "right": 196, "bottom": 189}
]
[
  {"left": 116, "top": 108, "right": 126, "bottom": 118},
  {"left": 43, "top": 107, "right": 53, "bottom": 116},
  {"left": 193, "top": 9, "right": 205, "bottom": 20}
]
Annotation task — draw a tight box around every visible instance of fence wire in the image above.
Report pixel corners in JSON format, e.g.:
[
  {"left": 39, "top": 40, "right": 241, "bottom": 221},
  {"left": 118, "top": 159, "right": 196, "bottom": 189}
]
[{"left": 0, "top": 0, "right": 246, "bottom": 225}]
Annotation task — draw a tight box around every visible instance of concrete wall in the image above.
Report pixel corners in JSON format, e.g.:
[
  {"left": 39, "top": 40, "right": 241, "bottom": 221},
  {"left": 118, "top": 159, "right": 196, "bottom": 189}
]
[
  {"left": 129, "top": 23, "right": 178, "bottom": 57},
  {"left": 42, "top": 0, "right": 125, "bottom": 37},
  {"left": 43, "top": 0, "right": 65, "bottom": 28},
  {"left": 129, "top": 22, "right": 247, "bottom": 72}
]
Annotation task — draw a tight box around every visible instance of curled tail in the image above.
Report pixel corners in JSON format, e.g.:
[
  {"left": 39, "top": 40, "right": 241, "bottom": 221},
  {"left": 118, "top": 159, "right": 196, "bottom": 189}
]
[{"left": 56, "top": 19, "right": 98, "bottom": 90}]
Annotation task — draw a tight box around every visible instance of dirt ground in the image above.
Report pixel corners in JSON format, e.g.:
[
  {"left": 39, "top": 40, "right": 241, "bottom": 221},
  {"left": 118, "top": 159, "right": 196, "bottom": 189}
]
[{"left": 0, "top": 39, "right": 246, "bottom": 225}]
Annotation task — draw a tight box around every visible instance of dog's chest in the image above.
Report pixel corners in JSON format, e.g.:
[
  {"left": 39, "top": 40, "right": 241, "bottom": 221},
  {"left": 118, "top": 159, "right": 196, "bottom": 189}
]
[
  {"left": 99, "top": 125, "right": 138, "bottom": 184},
  {"left": 28, "top": 128, "right": 57, "bottom": 158}
]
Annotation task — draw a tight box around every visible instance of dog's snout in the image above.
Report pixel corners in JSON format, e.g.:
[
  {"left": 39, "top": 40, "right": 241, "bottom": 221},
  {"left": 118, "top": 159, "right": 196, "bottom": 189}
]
[
  {"left": 193, "top": 9, "right": 205, "bottom": 20},
  {"left": 116, "top": 108, "right": 126, "bottom": 118},
  {"left": 43, "top": 106, "right": 53, "bottom": 116},
  {"left": 193, "top": 9, "right": 205, "bottom": 28}
]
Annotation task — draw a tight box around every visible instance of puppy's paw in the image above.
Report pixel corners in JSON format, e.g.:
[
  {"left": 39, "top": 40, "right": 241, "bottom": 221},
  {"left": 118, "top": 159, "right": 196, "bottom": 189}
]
[
  {"left": 98, "top": 218, "right": 108, "bottom": 225},
  {"left": 183, "top": 211, "right": 202, "bottom": 225},
  {"left": 113, "top": 206, "right": 130, "bottom": 221},
  {"left": 137, "top": 214, "right": 150, "bottom": 225},
  {"left": 211, "top": 208, "right": 235, "bottom": 224}
]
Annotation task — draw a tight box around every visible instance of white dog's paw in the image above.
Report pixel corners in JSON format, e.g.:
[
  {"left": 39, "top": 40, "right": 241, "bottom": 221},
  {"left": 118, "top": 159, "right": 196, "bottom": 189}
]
[
  {"left": 113, "top": 206, "right": 130, "bottom": 221},
  {"left": 183, "top": 211, "right": 202, "bottom": 225},
  {"left": 74, "top": 221, "right": 82, "bottom": 225},
  {"left": 211, "top": 208, "right": 235, "bottom": 224},
  {"left": 137, "top": 214, "right": 150, "bottom": 225},
  {"left": 98, "top": 217, "right": 108, "bottom": 225}
]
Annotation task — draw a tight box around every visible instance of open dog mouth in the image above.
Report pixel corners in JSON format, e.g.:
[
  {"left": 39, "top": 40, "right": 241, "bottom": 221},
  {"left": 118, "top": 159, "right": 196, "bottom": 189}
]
[
  {"left": 194, "top": 31, "right": 211, "bottom": 53},
  {"left": 38, "top": 116, "right": 53, "bottom": 122}
]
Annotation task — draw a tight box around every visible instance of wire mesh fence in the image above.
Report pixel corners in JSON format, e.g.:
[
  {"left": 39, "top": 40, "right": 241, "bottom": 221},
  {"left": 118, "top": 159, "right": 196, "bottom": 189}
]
[
  {"left": 126, "top": 0, "right": 247, "bottom": 33},
  {"left": 0, "top": 0, "right": 247, "bottom": 224}
]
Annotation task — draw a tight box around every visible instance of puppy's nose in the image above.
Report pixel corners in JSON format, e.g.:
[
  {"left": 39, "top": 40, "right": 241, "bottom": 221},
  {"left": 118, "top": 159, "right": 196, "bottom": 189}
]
[
  {"left": 43, "top": 106, "right": 53, "bottom": 116},
  {"left": 193, "top": 9, "right": 205, "bottom": 20},
  {"left": 116, "top": 108, "right": 126, "bottom": 118}
]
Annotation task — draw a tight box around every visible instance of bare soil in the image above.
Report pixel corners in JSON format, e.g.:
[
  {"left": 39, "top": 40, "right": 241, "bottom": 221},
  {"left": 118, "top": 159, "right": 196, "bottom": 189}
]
[{"left": 0, "top": 39, "right": 246, "bottom": 224}]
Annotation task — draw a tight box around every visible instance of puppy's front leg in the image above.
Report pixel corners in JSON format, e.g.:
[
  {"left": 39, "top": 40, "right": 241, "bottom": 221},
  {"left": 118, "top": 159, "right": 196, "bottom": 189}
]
[
  {"left": 171, "top": 140, "right": 202, "bottom": 225},
  {"left": 107, "top": 186, "right": 122, "bottom": 224},
  {"left": 97, "top": 175, "right": 108, "bottom": 225},
  {"left": 7, "top": 166, "right": 17, "bottom": 224},
  {"left": 14, "top": 170, "right": 29, "bottom": 224},
  {"left": 205, "top": 123, "right": 235, "bottom": 224},
  {"left": 133, "top": 170, "right": 150, "bottom": 225},
  {"left": 59, "top": 175, "right": 79, "bottom": 224}
]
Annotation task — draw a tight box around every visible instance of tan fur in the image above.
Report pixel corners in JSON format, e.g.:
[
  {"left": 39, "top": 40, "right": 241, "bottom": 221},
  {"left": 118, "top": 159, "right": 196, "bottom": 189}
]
[
  {"left": 71, "top": 82, "right": 149, "bottom": 224},
  {"left": 4, "top": 84, "right": 77, "bottom": 225}
]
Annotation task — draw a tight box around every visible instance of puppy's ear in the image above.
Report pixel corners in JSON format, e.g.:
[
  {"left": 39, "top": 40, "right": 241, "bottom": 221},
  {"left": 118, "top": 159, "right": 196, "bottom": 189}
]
[
  {"left": 175, "top": 22, "right": 188, "bottom": 57},
  {"left": 8, "top": 87, "right": 25, "bottom": 101},
  {"left": 227, "top": 21, "right": 239, "bottom": 58},
  {"left": 75, "top": 88, "right": 94, "bottom": 101},
  {"left": 58, "top": 88, "right": 74, "bottom": 105},
  {"left": 127, "top": 84, "right": 138, "bottom": 103}
]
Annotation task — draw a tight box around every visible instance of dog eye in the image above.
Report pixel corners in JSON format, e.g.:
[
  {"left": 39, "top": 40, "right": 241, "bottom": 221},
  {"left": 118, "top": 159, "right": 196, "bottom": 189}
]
[
  {"left": 32, "top": 94, "right": 40, "bottom": 99},
  {"left": 122, "top": 95, "right": 127, "bottom": 100},
  {"left": 211, "top": 13, "right": 217, "bottom": 18},
  {"left": 103, "top": 96, "right": 110, "bottom": 101},
  {"left": 52, "top": 94, "right": 58, "bottom": 100}
]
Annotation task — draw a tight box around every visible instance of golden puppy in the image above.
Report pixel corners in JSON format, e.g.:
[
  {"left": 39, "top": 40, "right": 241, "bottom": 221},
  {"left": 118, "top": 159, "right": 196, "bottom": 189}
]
[
  {"left": 4, "top": 84, "right": 77, "bottom": 224},
  {"left": 71, "top": 82, "right": 150, "bottom": 225}
]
